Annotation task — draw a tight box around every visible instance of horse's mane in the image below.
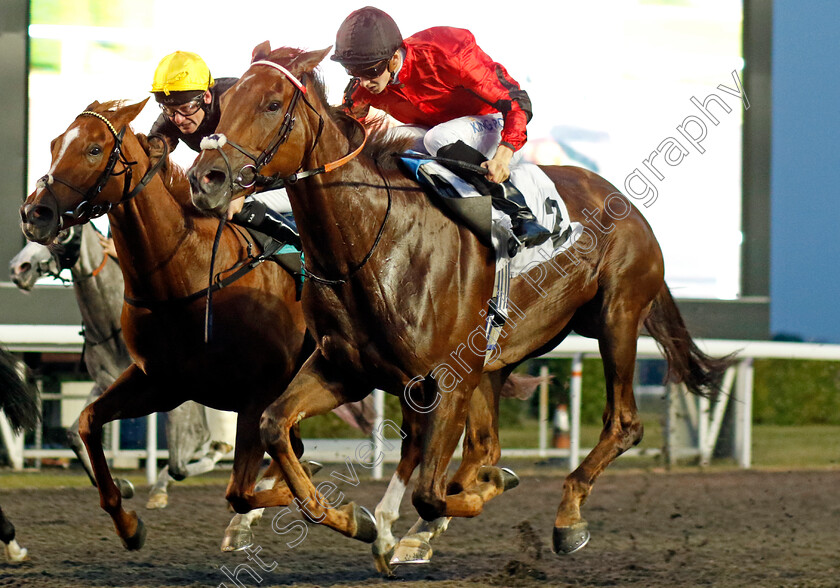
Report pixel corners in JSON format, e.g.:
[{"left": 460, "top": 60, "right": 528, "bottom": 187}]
[{"left": 264, "top": 48, "right": 413, "bottom": 171}]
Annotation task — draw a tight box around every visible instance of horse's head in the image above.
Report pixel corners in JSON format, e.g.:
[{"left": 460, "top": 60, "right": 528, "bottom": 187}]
[
  {"left": 20, "top": 99, "right": 148, "bottom": 244},
  {"left": 188, "top": 42, "right": 332, "bottom": 216},
  {"left": 9, "top": 241, "right": 55, "bottom": 291},
  {"left": 9, "top": 225, "right": 83, "bottom": 291}
]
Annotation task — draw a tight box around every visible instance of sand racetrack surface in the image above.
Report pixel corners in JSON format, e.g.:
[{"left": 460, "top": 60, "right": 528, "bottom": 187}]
[{"left": 1, "top": 468, "right": 838, "bottom": 587}]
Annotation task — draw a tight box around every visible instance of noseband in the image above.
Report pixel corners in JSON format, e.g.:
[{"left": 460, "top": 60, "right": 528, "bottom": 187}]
[
  {"left": 200, "top": 60, "right": 367, "bottom": 194},
  {"left": 37, "top": 111, "right": 169, "bottom": 226}
]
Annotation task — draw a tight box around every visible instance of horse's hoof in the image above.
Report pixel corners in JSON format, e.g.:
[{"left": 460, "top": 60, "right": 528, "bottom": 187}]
[
  {"left": 372, "top": 543, "right": 397, "bottom": 577},
  {"left": 303, "top": 460, "right": 323, "bottom": 478},
  {"left": 500, "top": 467, "right": 520, "bottom": 491},
  {"left": 348, "top": 504, "right": 377, "bottom": 543},
  {"left": 121, "top": 517, "right": 147, "bottom": 551},
  {"left": 553, "top": 522, "right": 590, "bottom": 555},
  {"left": 477, "top": 466, "right": 520, "bottom": 492},
  {"left": 390, "top": 536, "right": 432, "bottom": 566},
  {"left": 145, "top": 492, "right": 168, "bottom": 510},
  {"left": 115, "top": 478, "right": 135, "bottom": 500},
  {"left": 210, "top": 440, "right": 234, "bottom": 455},
  {"left": 4, "top": 540, "right": 29, "bottom": 563},
  {"left": 221, "top": 527, "right": 254, "bottom": 552}
]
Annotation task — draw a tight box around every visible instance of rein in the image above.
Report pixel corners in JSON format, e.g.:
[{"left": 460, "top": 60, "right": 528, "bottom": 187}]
[
  {"left": 123, "top": 236, "right": 282, "bottom": 311},
  {"left": 300, "top": 158, "right": 392, "bottom": 286}
]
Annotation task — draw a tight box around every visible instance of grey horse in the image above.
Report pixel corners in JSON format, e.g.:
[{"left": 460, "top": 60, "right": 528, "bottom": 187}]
[{"left": 9, "top": 224, "right": 232, "bottom": 508}]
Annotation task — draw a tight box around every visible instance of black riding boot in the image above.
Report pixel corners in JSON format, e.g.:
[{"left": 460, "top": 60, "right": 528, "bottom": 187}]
[
  {"left": 437, "top": 141, "right": 552, "bottom": 252},
  {"left": 231, "top": 199, "right": 301, "bottom": 249}
]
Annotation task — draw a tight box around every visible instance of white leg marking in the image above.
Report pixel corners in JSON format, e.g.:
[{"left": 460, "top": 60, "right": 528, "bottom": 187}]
[
  {"left": 373, "top": 474, "right": 408, "bottom": 555},
  {"left": 5, "top": 539, "right": 28, "bottom": 562}
]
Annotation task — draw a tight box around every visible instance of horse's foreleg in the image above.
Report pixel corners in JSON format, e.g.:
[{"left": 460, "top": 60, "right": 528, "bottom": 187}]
[
  {"left": 221, "top": 460, "right": 288, "bottom": 552},
  {"left": 392, "top": 374, "right": 516, "bottom": 567},
  {"left": 225, "top": 408, "right": 282, "bottom": 513},
  {"left": 554, "top": 309, "right": 644, "bottom": 555},
  {"left": 146, "top": 465, "right": 172, "bottom": 509},
  {"left": 446, "top": 372, "right": 507, "bottom": 498},
  {"left": 147, "top": 439, "right": 232, "bottom": 509},
  {"left": 371, "top": 403, "right": 425, "bottom": 575},
  {"left": 79, "top": 365, "right": 181, "bottom": 550},
  {"left": 68, "top": 384, "right": 136, "bottom": 500},
  {"left": 67, "top": 385, "right": 101, "bottom": 487},
  {"left": 260, "top": 350, "right": 376, "bottom": 543},
  {"left": 410, "top": 370, "right": 480, "bottom": 523}
]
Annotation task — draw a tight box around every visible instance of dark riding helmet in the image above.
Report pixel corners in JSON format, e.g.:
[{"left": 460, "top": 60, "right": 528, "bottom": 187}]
[{"left": 330, "top": 6, "right": 403, "bottom": 66}]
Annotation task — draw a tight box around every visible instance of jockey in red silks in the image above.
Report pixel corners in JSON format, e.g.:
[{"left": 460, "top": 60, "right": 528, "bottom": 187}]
[{"left": 332, "top": 6, "right": 552, "bottom": 250}]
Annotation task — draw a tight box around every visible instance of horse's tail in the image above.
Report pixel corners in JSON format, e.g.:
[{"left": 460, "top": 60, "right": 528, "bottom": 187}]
[
  {"left": 644, "top": 284, "right": 737, "bottom": 398},
  {"left": 0, "top": 346, "right": 40, "bottom": 433},
  {"left": 500, "top": 372, "right": 552, "bottom": 400}
]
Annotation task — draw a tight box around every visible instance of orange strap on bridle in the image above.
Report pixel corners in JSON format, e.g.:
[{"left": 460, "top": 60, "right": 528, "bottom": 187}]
[{"left": 90, "top": 254, "right": 110, "bottom": 278}]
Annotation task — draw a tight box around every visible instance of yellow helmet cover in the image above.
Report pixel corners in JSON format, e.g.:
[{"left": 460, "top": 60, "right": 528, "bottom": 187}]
[{"left": 151, "top": 51, "right": 215, "bottom": 96}]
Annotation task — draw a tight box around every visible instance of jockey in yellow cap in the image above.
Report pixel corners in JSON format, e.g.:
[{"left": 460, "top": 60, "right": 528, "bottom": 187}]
[{"left": 149, "top": 51, "right": 300, "bottom": 249}]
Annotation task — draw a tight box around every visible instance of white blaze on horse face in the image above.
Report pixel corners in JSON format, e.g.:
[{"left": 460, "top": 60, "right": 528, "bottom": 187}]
[{"left": 48, "top": 127, "right": 81, "bottom": 175}]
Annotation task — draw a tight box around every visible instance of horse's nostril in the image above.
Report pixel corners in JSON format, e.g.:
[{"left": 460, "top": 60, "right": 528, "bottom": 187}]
[
  {"left": 204, "top": 169, "right": 227, "bottom": 187},
  {"left": 30, "top": 205, "right": 55, "bottom": 223},
  {"left": 17, "top": 263, "right": 31, "bottom": 276}
]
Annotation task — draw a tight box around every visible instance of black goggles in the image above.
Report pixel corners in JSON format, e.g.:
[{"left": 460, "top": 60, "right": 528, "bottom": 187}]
[{"left": 345, "top": 59, "right": 390, "bottom": 80}]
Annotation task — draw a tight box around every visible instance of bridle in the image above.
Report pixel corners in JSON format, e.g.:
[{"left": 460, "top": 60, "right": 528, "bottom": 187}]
[
  {"left": 199, "top": 59, "right": 386, "bottom": 287},
  {"left": 199, "top": 60, "right": 367, "bottom": 194},
  {"left": 36, "top": 110, "right": 168, "bottom": 227},
  {"left": 47, "top": 224, "right": 112, "bottom": 282}
]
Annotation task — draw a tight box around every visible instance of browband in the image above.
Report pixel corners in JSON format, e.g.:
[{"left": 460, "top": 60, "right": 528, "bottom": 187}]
[{"left": 251, "top": 60, "right": 307, "bottom": 94}]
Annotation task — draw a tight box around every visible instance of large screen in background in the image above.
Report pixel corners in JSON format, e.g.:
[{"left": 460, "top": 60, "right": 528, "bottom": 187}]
[{"left": 28, "top": 0, "right": 744, "bottom": 299}]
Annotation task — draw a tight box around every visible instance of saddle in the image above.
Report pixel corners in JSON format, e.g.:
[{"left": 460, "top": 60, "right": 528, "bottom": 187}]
[{"left": 396, "top": 153, "right": 492, "bottom": 248}]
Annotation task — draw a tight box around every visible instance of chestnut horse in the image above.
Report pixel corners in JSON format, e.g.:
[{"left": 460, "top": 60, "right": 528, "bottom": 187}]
[
  {"left": 18, "top": 99, "right": 370, "bottom": 551},
  {"left": 188, "top": 44, "right": 733, "bottom": 569}
]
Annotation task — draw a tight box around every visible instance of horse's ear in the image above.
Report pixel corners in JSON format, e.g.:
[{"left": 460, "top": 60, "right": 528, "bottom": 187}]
[
  {"left": 85, "top": 101, "right": 100, "bottom": 111},
  {"left": 289, "top": 46, "right": 333, "bottom": 75},
  {"left": 126, "top": 97, "right": 149, "bottom": 121},
  {"left": 252, "top": 41, "right": 271, "bottom": 63},
  {"left": 113, "top": 97, "right": 149, "bottom": 128}
]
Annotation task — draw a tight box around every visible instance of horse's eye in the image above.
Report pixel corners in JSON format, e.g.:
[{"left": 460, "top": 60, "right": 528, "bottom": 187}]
[
  {"left": 267, "top": 101, "right": 282, "bottom": 112},
  {"left": 89, "top": 145, "right": 102, "bottom": 156}
]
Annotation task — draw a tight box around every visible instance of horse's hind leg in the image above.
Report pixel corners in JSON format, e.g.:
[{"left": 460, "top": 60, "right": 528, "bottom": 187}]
[
  {"left": 0, "top": 505, "right": 28, "bottom": 562},
  {"left": 554, "top": 305, "right": 646, "bottom": 555}
]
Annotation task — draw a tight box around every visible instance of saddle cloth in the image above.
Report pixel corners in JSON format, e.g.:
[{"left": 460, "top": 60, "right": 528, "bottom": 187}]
[{"left": 398, "top": 155, "right": 584, "bottom": 279}]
